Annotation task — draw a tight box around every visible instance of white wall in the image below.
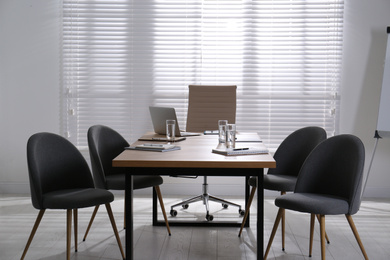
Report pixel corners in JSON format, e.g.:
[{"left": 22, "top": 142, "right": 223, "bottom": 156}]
[
  {"left": 340, "top": 0, "right": 390, "bottom": 198},
  {"left": 0, "top": 1, "right": 60, "bottom": 193},
  {"left": 1, "top": 0, "right": 390, "bottom": 198}
]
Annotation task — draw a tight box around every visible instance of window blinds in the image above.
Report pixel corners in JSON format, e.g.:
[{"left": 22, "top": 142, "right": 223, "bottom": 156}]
[{"left": 62, "top": 0, "right": 343, "bottom": 150}]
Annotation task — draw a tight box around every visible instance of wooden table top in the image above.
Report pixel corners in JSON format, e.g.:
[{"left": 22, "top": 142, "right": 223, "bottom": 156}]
[{"left": 113, "top": 133, "right": 276, "bottom": 169}]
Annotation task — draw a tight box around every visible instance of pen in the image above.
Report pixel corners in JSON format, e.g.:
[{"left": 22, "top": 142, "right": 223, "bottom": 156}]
[
  {"left": 143, "top": 143, "right": 164, "bottom": 147},
  {"left": 233, "top": 148, "right": 249, "bottom": 151}
]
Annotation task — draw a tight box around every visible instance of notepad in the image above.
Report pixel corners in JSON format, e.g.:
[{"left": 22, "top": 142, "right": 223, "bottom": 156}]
[
  {"left": 138, "top": 137, "right": 186, "bottom": 142},
  {"left": 125, "top": 143, "right": 181, "bottom": 152},
  {"left": 212, "top": 146, "right": 268, "bottom": 156}
]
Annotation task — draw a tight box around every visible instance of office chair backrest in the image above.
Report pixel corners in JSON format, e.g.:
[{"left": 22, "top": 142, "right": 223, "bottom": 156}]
[
  {"left": 268, "top": 126, "right": 327, "bottom": 177},
  {"left": 88, "top": 125, "right": 129, "bottom": 189},
  {"left": 27, "top": 132, "right": 94, "bottom": 210},
  {"left": 186, "top": 85, "right": 237, "bottom": 132},
  {"left": 295, "top": 134, "right": 365, "bottom": 215}
]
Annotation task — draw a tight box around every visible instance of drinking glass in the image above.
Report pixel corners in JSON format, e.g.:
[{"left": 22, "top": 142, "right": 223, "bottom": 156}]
[
  {"left": 218, "top": 120, "right": 228, "bottom": 143},
  {"left": 225, "top": 123, "right": 236, "bottom": 148},
  {"left": 166, "top": 120, "right": 176, "bottom": 144}
]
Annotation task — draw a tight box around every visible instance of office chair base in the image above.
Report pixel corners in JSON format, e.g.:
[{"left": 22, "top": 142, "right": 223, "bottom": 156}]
[
  {"left": 170, "top": 193, "right": 244, "bottom": 221},
  {"left": 170, "top": 177, "right": 244, "bottom": 221}
]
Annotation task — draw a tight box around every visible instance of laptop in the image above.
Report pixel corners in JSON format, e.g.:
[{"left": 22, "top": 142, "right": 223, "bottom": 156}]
[{"left": 149, "top": 106, "right": 202, "bottom": 137}]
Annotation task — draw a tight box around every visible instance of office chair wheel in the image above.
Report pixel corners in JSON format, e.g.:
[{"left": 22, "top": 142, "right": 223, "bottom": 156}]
[
  {"left": 222, "top": 203, "right": 229, "bottom": 209},
  {"left": 206, "top": 214, "right": 214, "bottom": 221},
  {"left": 182, "top": 204, "right": 189, "bottom": 209},
  {"left": 170, "top": 209, "right": 177, "bottom": 217},
  {"left": 239, "top": 209, "right": 245, "bottom": 216}
]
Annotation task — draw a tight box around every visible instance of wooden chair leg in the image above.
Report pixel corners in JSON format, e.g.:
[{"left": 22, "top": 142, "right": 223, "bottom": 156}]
[
  {"left": 20, "top": 209, "right": 45, "bottom": 260},
  {"left": 238, "top": 186, "right": 257, "bottom": 237},
  {"left": 105, "top": 203, "right": 125, "bottom": 260},
  {"left": 319, "top": 214, "right": 326, "bottom": 260},
  {"left": 73, "top": 209, "right": 78, "bottom": 252},
  {"left": 66, "top": 209, "right": 72, "bottom": 260},
  {"left": 316, "top": 214, "right": 330, "bottom": 243},
  {"left": 309, "top": 214, "right": 315, "bottom": 257},
  {"left": 83, "top": 205, "right": 99, "bottom": 241},
  {"left": 264, "top": 208, "right": 284, "bottom": 260},
  {"left": 154, "top": 185, "right": 171, "bottom": 235},
  {"left": 281, "top": 191, "right": 286, "bottom": 251},
  {"left": 346, "top": 215, "right": 369, "bottom": 260}
]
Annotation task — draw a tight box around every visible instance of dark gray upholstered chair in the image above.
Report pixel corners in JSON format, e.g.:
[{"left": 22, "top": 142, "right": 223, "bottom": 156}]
[
  {"left": 264, "top": 134, "right": 368, "bottom": 260},
  {"left": 21, "top": 132, "right": 124, "bottom": 260},
  {"left": 238, "top": 126, "right": 327, "bottom": 246},
  {"left": 82, "top": 125, "right": 171, "bottom": 241}
]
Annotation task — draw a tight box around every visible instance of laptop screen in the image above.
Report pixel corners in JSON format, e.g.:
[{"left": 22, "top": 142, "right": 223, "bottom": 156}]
[{"left": 149, "top": 106, "right": 181, "bottom": 136}]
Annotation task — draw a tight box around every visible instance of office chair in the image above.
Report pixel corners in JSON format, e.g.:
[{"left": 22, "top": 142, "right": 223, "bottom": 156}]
[
  {"left": 264, "top": 134, "right": 368, "bottom": 260},
  {"left": 170, "top": 85, "right": 243, "bottom": 221},
  {"left": 21, "top": 132, "right": 124, "bottom": 260},
  {"left": 83, "top": 125, "right": 171, "bottom": 240},
  {"left": 238, "top": 126, "right": 327, "bottom": 250}
]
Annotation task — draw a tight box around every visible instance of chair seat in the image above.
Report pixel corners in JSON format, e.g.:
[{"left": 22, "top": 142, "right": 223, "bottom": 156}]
[
  {"left": 43, "top": 188, "right": 114, "bottom": 209},
  {"left": 275, "top": 193, "right": 349, "bottom": 215},
  {"left": 263, "top": 174, "right": 297, "bottom": 191},
  {"left": 106, "top": 174, "right": 163, "bottom": 190}
]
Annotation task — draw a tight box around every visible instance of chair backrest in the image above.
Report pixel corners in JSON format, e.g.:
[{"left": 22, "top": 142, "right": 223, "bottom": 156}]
[
  {"left": 268, "top": 126, "right": 327, "bottom": 177},
  {"left": 88, "top": 125, "right": 129, "bottom": 189},
  {"left": 27, "top": 132, "right": 94, "bottom": 209},
  {"left": 186, "top": 85, "right": 237, "bottom": 132},
  {"left": 295, "top": 134, "right": 365, "bottom": 215}
]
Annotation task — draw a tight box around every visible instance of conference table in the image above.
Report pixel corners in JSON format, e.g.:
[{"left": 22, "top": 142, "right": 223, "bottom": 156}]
[{"left": 112, "top": 133, "right": 276, "bottom": 260}]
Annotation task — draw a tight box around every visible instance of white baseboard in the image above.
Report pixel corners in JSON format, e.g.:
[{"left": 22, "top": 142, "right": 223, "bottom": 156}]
[
  {"left": 0, "top": 182, "right": 30, "bottom": 194},
  {"left": 362, "top": 186, "right": 390, "bottom": 199},
  {"left": 0, "top": 182, "right": 247, "bottom": 196},
  {"left": 1, "top": 181, "right": 389, "bottom": 199}
]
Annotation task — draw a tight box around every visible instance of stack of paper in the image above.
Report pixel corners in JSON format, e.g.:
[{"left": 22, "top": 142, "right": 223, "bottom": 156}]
[{"left": 126, "top": 143, "right": 181, "bottom": 152}]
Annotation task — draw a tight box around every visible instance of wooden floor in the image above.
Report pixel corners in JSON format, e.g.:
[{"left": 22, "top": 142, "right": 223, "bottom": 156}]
[{"left": 1, "top": 193, "right": 390, "bottom": 260}]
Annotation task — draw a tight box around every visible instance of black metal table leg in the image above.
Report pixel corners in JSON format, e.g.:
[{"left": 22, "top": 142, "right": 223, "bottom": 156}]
[
  {"left": 125, "top": 174, "right": 133, "bottom": 260},
  {"left": 257, "top": 170, "right": 264, "bottom": 260}
]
